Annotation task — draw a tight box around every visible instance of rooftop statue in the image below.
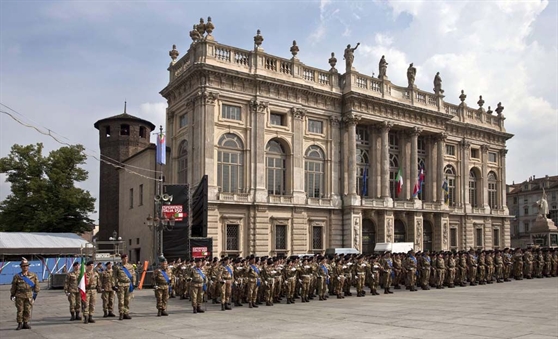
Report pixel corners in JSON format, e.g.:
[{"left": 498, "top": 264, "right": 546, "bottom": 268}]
[
  {"left": 407, "top": 63, "right": 416, "bottom": 87},
  {"left": 379, "top": 55, "right": 388, "bottom": 79},
  {"left": 343, "top": 42, "right": 360, "bottom": 72}
]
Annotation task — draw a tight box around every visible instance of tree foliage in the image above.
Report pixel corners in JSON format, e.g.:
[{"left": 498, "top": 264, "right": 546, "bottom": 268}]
[{"left": 0, "top": 143, "right": 96, "bottom": 233}]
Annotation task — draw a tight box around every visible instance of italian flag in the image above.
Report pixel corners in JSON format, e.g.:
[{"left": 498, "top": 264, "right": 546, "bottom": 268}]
[
  {"left": 395, "top": 168, "right": 403, "bottom": 197},
  {"left": 78, "top": 259, "right": 87, "bottom": 301}
]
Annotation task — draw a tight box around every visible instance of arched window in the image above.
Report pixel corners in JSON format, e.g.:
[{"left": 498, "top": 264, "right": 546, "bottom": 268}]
[
  {"left": 177, "top": 140, "right": 188, "bottom": 184},
  {"left": 362, "top": 219, "right": 376, "bottom": 254},
  {"left": 469, "top": 169, "right": 478, "bottom": 208},
  {"left": 305, "top": 146, "right": 325, "bottom": 198},
  {"left": 488, "top": 171, "right": 498, "bottom": 209},
  {"left": 417, "top": 158, "right": 426, "bottom": 200},
  {"left": 357, "top": 148, "right": 369, "bottom": 197},
  {"left": 389, "top": 153, "right": 400, "bottom": 199},
  {"left": 218, "top": 134, "right": 244, "bottom": 193},
  {"left": 423, "top": 220, "right": 433, "bottom": 251},
  {"left": 266, "top": 140, "right": 286, "bottom": 196},
  {"left": 394, "top": 220, "right": 406, "bottom": 242},
  {"left": 444, "top": 165, "right": 456, "bottom": 206}
]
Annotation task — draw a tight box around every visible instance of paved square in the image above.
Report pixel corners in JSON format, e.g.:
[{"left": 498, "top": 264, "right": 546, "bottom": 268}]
[{"left": 0, "top": 278, "right": 557, "bottom": 339}]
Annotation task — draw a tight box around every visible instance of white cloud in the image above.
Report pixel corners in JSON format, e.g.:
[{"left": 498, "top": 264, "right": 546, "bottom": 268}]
[{"left": 138, "top": 102, "right": 167, "bottom": 136}]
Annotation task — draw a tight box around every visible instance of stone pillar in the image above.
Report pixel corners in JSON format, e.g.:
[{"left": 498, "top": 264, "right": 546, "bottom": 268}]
[
  {"left": 410, "top": 127, "right": 421, "bottom": 199},
  {"left": 460, "top": 139, "right": 471, "bottom": 211},
  {"left": 500, "top": 149, "right": 508, "bottom": 212},
  {"left": 292, "top": 207, "right": 308, "bottom": 254},
  {"left": 403, "top": 132, "right": 411, "bottom": 200},
  {"left": 250, "top": 99, "right": 269, "bottom": 203},
  {"left": 412, "top": 214, "right": 424, "bottom": 252},
  {"left": 344, "top": 114, "right": 361, "bottom": 200},
  {"left": 428, "top": 136, "right": 436, "bottom": 202},
  {"left": 201, "top": 92, "right": 219, "bottom": 198},
  {"left": 291, "top": 107, "right": 307, "bottom": 204},
  {"left": 373, "top": 127, "right": 382, "bottom": 198},
  {"left": 380, "top": 121, "right": 393, "bottom": 199},
  {"left": 329, "top": 117, "right": 341, "bottom": 206},
  {"left": 481, "top": 144, "right": 489, "bottom": 209},
  {"left": 436, "top": 133, "right": 447, "bottom": 203}
]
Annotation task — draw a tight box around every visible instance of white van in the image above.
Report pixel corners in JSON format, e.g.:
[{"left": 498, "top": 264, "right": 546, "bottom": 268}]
[
  {"left": 324, "top": 248, "right": 360, "bottom": 256},
  {"left": 374, "top": 242, "right": 414, "bottom": 253}
]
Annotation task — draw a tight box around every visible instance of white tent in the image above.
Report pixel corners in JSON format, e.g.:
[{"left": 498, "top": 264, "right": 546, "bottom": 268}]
[{"left": 0, "top": 232, "right": 91, "bottom": 256}]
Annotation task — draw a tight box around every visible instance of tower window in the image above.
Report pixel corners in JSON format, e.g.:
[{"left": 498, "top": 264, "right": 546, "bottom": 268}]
[
  {"left": 139, "top": 126, "right": 146, "bottom": 138},
  {"left": 105, "top": 126, "right": 111, "bottom": 137},
  {"left": 120, "top": 124, "right": 130, "bottom": 136}
]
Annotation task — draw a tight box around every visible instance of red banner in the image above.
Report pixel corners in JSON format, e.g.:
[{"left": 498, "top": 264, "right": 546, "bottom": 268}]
[
  {"left": 161, "top": 205, "right": 186, "bottom": 221},
  {"left": 191, "top": 247, "right": 209, "bottom": 258}
]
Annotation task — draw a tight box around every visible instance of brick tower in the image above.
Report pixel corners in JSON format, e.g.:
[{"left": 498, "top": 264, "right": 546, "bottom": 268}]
[{"left": 94, "top": 103, "right": 155, "bottom": 242}]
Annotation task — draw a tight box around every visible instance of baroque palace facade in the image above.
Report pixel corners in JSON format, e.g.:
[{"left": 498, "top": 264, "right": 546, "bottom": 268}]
[{"left": 159, "top": 20, "right": 513, "bottom": 257}]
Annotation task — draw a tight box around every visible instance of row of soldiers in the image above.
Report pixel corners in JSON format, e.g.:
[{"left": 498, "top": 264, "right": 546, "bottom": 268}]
[{"left": 9, "top": 247, "right": 558, "bottom": 329}]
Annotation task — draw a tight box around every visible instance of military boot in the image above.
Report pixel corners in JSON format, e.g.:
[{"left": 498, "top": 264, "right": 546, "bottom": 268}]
[
  {"left": 75, "top": 312, "right": 82, "bottom": 321},
  {"left": 22, "top": 323, "right": 31, "bottom": 329},
  {"left": 221, "top": 304, "right": 226, "bottom": 311},
  {"left": 88, "top": 316, "right": 95, "bottom": 323},
  {"left": 119, "top": 313, "right": 124, "bottom": 320},
  {"left": 161, "top": 310, "right": 168, "bottom": 316},
  {"left": 193, "top": 307, "right": 197, "bottom": 314},
  {"left": 196, "top": 306, "right": 205, "bottom": 313},
  {"left": 107, "top": 311, "right": 116, "bottom": 317},
  {"left": 123, "top": 314, "right": 132, "bottom": 320},
  {"left": 83, "top": 316, "right": 89, "bottom": 324},
  {"left": 157, "top": 309, "right": 162, "bottom": 317},
  {"left": 16, "top": 323, "right": 22, "bottom": 331},
  {"left": 103, "top": 310, "right": 108, "bottom": 318},
  {"left": 70, "top": 312, "right": 76, "bottom": 321},
  {"left": 225, "top": 304, "right": 232, "bottom": 310}
]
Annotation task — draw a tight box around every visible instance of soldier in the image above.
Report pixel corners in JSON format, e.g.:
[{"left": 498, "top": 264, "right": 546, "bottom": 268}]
[
  {"left": 392, "top": 253, "right": 403, "bottom": 289},
  {"left": 503, "top": 248, "right": 513, "bottom": 282},
  {"left": 544, "top": 249, "right": 553, "bottom": 277},
  {"left": 216, "top": 257, "right": 234, "bottom": 310},
  {"left": 467, "top": 249, "right": 478, "bottom": 286},
  {"left": 232, "top": 258, "right": 245, "bottom": 306},
  {"left": 244, "top": 256, "right": 262, "bottom": 308},
  {"left": 10, "top": 258, "right": 39, "bottom": 330},
  {"left": 331, "top": 258, "right": 345, "bottom": 298},
  {"left": 535, "top": 249, "right": 545, "bottom": 278},
  {"left": 405, "top": 250, "right": 418, "bottom": 292},
  {"left": 261, "top": 258, "right": 276, "bottom": 306},
  {"left": 477, "top": 251, "right": 487, "bottom": 285},
  {"left": 419, "top": 250, "right": 432, "bottom": 290},
  {"left": 316, "top": 256, "right": 330, "bottom": 301},
  {"left": 100, "top": 262, "right": 116, "bottom": 317},
  {"left": 95, "top": 263, "right": 104, "bottom": 275},
  {"left": 458, "top": 252, "right": 468, "bottom": 287},
  {"left": 152, "top": 257, "right": 173, "bottom": 316},
  {"left": 523, "top": 247, "right": 534, "bottom": 279},
  {"left": 191, "top": 258, "right": 209, "bottom": 313},
  {"left": 64, "top": 262, "right": 82, "bottom": 321},
  {"left": 82, "top": 261, "right": 101, "bottom": 324},
  {"left": 299, "top": 257, "right": 313, "bottom": 302},
  {"left": 353, "top": 255, "right": 368, "bottom": 297},
  {"left": 380, "top": 252, "right": 394, "bottom": 294},
  {"left": 112, "top": 253, "right": 136, "bottom": 320},
  {"left": 486, "top": 251, "right": 495, "bottom": 284},
  {"left": 369, "top": 256, "right": 382, "bottom": 295},
  {"left": 283, "top": 259, "right": 299, "bottom": 304},
  {"left": 446, "top": 252, "right": 457, "bottom": 288},
  {"left": 513, "top": 248, "right": 523, "bottom": 279},
  {"left": 435, "top": 252, "right": 446, "bottom": 289},
  {"left": 494, "top": 251, "right": 504, "bottom": 283},
  {"left": 273, "top": 258, "right": 284, "bottom": 303}
]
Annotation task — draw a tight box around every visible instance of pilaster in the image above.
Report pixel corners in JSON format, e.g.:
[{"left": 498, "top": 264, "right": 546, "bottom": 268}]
[
  {"left": 481, "top": 144, "right": 490, "bottom": 210},
  {"left": 436, "top": 133, "right": 447, "bottom": 204},
  {"left": 292, "top": 207, "right": 308, "bottom": 253},
  {"left": 460, "top": 139, "right": 471, "bottom": 212},
  {"left": 410, "top": 127, "right": 421, "bottom": 200},
  {"left": 379, "top": 121, "right": 393, "bottom": 200},
  {"left": 250, "top": 99, "right": 269, "bottom": 203},
  {"left": 291, "top": 107, "right": 307, "bottom": 204},
  {"left": 329, "top": 117, "right": 342, "bottom": 206},
  {"left": 343, "top": 114, "right": 361, "bottom": 205}
]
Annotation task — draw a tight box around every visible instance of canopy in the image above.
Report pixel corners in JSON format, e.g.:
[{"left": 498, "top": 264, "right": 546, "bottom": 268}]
[{"left": 0, "top": 232, "right": 91, "bottom": 256}]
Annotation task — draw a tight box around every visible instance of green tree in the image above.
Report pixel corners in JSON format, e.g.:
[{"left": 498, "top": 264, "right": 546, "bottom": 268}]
[{"left": 0, "top": 143, "right": 96, "bottom": 233}]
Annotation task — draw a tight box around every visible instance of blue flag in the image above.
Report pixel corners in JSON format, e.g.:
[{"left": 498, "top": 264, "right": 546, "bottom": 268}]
[
  {"left": 361, "top": 168, "right": 368, "bottom": 197},
  {"left": 156, "top": 132, "right": 166, "bottom": 165}
]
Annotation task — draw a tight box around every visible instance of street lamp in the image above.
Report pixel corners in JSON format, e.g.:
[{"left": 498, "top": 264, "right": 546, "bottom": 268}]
[
  {"left": 109, "top": 231, "right": 123, "bottom": 255},
  {"left": 146, "top": 194, "right": 175, "bottom": 262}
]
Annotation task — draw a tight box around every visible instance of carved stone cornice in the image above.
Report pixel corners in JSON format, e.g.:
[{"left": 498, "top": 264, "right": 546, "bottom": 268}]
[
  {"left": 499, "top": 148, "right": 508, "bottom": 157},
  {"left": 481, "top": 144, "right": 489, "bottom": 152},
  {"left": 290, "top": 107, "right": 307, "bottom": 120},
  {"left": 343, "top": 113, "right": 361, "bottom": 126},
  {"left": 330, "top": 116, "right": 341, "bottom": 127},
  {"left": 198, "top": 90, "right": 219, "bottom": 105},
  {"left": 249, "top": 99, "right": 269, "bottom": 113}
]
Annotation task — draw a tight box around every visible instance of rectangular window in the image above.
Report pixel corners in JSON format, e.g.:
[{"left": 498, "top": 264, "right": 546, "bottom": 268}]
[
  {"left": 488, "top": 152, "right": 497, "bottom": 163},
  {"left": 493, "top": 229, "right": 500, "bottom": 247},
  {"left": 450, "top": 228, "right": 457, "bottom": 248},
  {"left": 275, "top": 225, "right": 287, "bottom": 250},
  {"left": 136, "top": 238, "right": 140, "bottom": 245},
  {"left": 222, "top": 104, "right": 241, "bottom": 121},
  {"left": 446, "top": 144, "right": 455, "bottom": 156},
  {"left": 448, "top": 177, "right": 456, "bottom": 207},
  {"left": 270, "top": 113, "right": 284, "bottom": 126},
  {"left": 226, "top": 224, "right": 239, "bottom": 251},
  {"left": 475, "top": 228, "right": 483, "bottom": 248},
  {"left": 179, "top": 114, "right": 188, "bottom": 128},
  {"left": 417, "top": 137, "right": 426, "bottom": 156},
  {"left": 552, "top": 192, "right": 556, "bottom": 201},
  {"left": 129, "top": 188, "right": 134, "bottom": 209},
  {"left": 139, "top": 184, "right": 144, "bottom": 206},
  {"left": 312, "top": 226, "right": 323, "bottom": 250},
  {"left": 128, "top": 239, "right": 132, "bottom": 246},
  {"left": 524, "top": 207, "right": 529, "bottom": 215},
  {"left": 105, "top": 126, "right": 111, "bottom": 137},
  {"left": 356, "top": 126, "right": 369, "bottom": 145},
  {"left": 471, "top": 149, "right": 479, "bottom": 159},
  {"left": 120, "top": 124, "right": 130, "bottom": 136},
  {"left": 523, "top": 222, "right": 530, "bottom": 233},
  {"left": 513, "top": 197, "right": 517, "bottom": 204},
  {"left": 308, "top": 119, "right": 323, "bottom": 134}
]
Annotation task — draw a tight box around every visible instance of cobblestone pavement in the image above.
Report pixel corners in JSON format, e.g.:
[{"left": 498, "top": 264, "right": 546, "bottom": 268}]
[{"left": 0, "top": 278, "right": 557, "bottom": 339}]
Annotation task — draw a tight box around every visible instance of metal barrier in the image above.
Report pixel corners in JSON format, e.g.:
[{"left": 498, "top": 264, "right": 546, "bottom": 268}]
[{"left": 49, "top": 273, "right": 66, "bottom": 289}]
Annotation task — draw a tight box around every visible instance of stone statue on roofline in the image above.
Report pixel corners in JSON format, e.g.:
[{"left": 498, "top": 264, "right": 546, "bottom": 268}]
[
  {"left": 343, "top": 42, "right": 360, "bottom": 72},
  {"left": 378, "top": 55, "right": 388, "bottom": 79},
  {"left": 407, "top": 63, "right": 416, "bottom": 88},
  {"left": 433, "top": 72, "right": 444, "bottom": 95}
]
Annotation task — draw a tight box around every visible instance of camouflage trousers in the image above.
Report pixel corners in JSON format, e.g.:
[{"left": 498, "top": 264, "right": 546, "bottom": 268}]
[
  {"left": 190, "top": 283, "right": 204, "bottom": 308},
  {"left": 446, "top": 268, "right": 456, "bottom": 286},
  {"left": 300, "top": 276, "right": 311, "bottom": 299},
  {"left": 220, "top": 280, "right": 232, "bottom": 304},
  {"left": 317, "top": 276, "right": 328, "bottom": 298},
  {"left": 355, "top": 273, "right": 366, "bottom": 293},
  {"left": 15, "top": 297, "right": 33, "bottom": 323},
  {"left": 285, "top": 277, "right": 296, "bottom": 299},
  {"left": 437, "top": 269, "right": 445, "bottom": 287},
  {"left": 102, "top": 291, "right": 114, "bottom": 311},
  {"left": 514, "top": 262, "right": 523, "bottom": 279},
  {"left": 468, "top": 266, "right": 478, "bottom": 283},
  {"left": 155, "top": 285, "right": 169, "bottom": 310},
  {"left": 503, "top": 264, "right": 511, "bottom": 280},
  {"left": 264, "top": 279, "right": 274, "bottom": 303},
  {"left": 459, "top": 267, "right": 468, "bottom": 285},
  {"left": 368, "top": 272, "right": 379, "bottom": 291},
  {"left": 116, "top": 285, "right": 132, "bottom": 315},
  {"left": 383, "top": 271, "right": 393, "bottom": 290},
  {"left": 486, "top": 265, "right": 495, "bottom": 282},
  {"left": 67, "top": 292, "right": 81, "bottom": 312},
  {"left": 335, "top": 276, "right": 345, "bottom": 296},
  {"left": 494, "top": 265, "right": 503, "bottom": 281},
  {"left": 421, "top": 268, "right": 431, "bottom": 287},
  {"left": 82, "top": 290, "right": 97, "bottom": 317},
  {"left": 274, "top": 276, "right": 282, "bottom": 299},
  {"left": 247, "top": 279, "right": 259, "bottom": 303},
  {"left": 406, "top": 268, "right": 417, "bottom": 287}
]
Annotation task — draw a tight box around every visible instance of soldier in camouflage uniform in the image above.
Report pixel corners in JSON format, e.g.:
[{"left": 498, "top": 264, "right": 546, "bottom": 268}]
[
  {"left": 283, "top": 258, "right": 299, "bottom": 304},
  {"left": 10, "top": 258, "right": 39, "bottom": 330},
  {"left": 406, "top": 250, "right": 418, "bottom": 292},
  {"left": 82, "top": 261, "right": 101, "bottom": 324},
  {"left": 513, "top": 248, "right": 524, "bottom": 280},
  {"left": 100, "top": 262, "right": 116, "bottom": 317},
  {"left": 435, "top": 252, "right": 446, "bottom": 289},
  {"left": 64, "top": 262, "right": 82, "bottom": 321},
  {"left": 419, "top": 250, "right": 432, "bottom": 290},
  {"left": 152, "top": 257, "right": 173, "bottom": 316},
  {"left": 188, "top": 258, "right": 208, "bottom": 313},
  {"left": 112, "top": 254, "right": 136, "bottom": 320},
  {"left": 494, "top": 251, "right": 504, "bottom": 283},
  {"left": 216, "top": 257, "right": 234, "bottom": 310}
]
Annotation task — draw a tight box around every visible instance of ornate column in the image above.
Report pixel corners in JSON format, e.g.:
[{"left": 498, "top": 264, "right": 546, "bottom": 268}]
[
  {"left": 250, "top": 99, "right": 269, "bottom": 203},
  {"left": 481, "top": 144, "right": 489, "bottom": 209},
  {"left": 372, "top": 126, "right": 382, "bottom": 198},
  {"left": 380, "top": 121, "right": 393, "bottom": 199},
  {"left": 344, "top": 114, "right": 361, "bottom": 199},
  {"left": 200, "top": 91, "right": 219, "bottom": 191},
  {"left": 460, "top": 139, "right": 471, "bottom": 209},
  {"left": 500, "top": 149, "right": 508, "bottom": 211},
  {"left": 403, "top": 132, "right": 411, "bottom": 200},
  {"left": 329, "top": 116, "right": 341, "bottom": 206},
  {"left": 427, "top": 136, "right": 436, "bottom": 202},
  {"left": 291, "top": 107, "right": 307, "bottom": 204},
  {"left": 410, "top": 127, "right": 422, "bottom": 199},
  {"left": 436, "top": 133, "right": 447, "bottom": 203}
]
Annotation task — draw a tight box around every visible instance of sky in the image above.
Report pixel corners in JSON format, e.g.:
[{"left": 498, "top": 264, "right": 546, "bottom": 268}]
[{"left": 1, "top": 0, "right": 557, "bottom": 224}]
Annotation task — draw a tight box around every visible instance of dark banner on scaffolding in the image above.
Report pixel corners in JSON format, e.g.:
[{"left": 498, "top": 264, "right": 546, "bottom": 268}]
[{"left": 162, "top": 185, "right": 189, "bottom": 261}]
